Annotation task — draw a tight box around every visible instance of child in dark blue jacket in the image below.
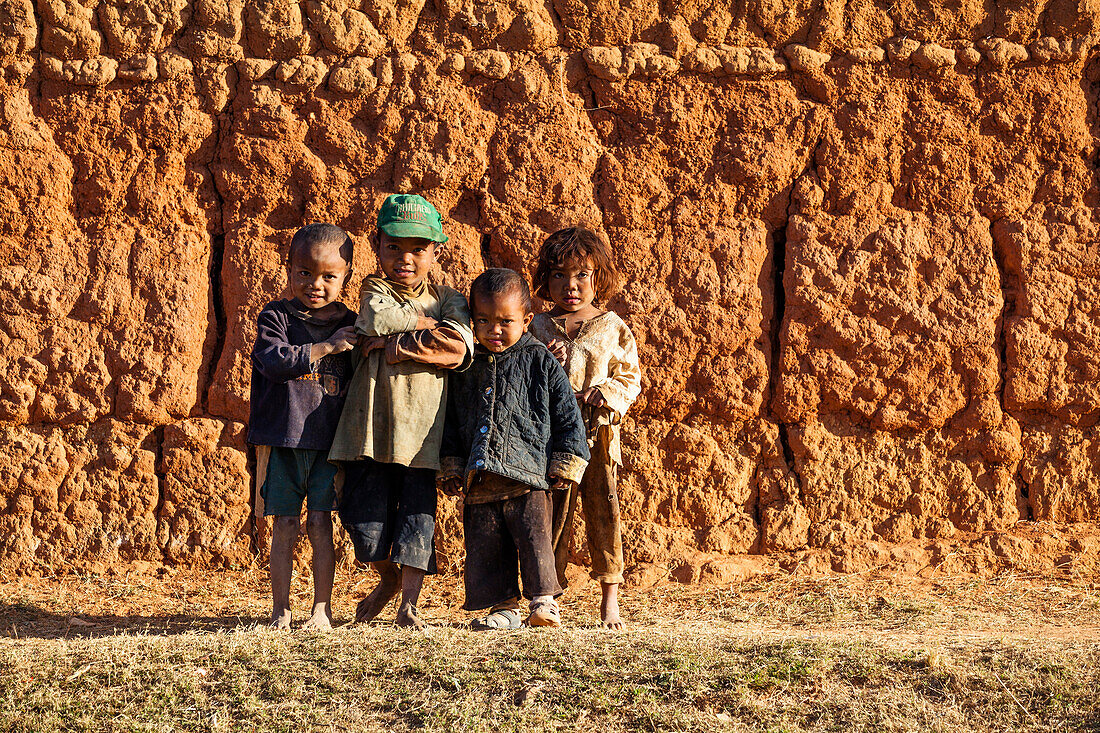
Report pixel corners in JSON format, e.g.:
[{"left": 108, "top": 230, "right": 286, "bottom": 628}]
[
  {"left": 438, "top": 269, "right": 589, "bottom": 629},
  {"left": 249, "top": 223, "right": 357, "bottom": 631}
]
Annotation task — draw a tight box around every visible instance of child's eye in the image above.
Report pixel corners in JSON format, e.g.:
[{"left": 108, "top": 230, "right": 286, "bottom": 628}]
[
  {"left": 298, "top": 271, "right": 310, "bottom": 277},
  {"left": 578, "top": 272, "right": 590, "bottom": 279}
]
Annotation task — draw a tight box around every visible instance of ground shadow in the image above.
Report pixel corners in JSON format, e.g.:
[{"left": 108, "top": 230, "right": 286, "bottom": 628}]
[{"left": 0, "top": 601, "right": 262, "bottom": 640}]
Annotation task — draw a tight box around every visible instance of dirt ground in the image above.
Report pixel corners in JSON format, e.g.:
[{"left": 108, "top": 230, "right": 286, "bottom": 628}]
[
  {"left": 3, "top": 563, "right": 1099, "bottom": 732},
  {"left": 3, "top": 561, "right": 1097, "bottom": 642}
]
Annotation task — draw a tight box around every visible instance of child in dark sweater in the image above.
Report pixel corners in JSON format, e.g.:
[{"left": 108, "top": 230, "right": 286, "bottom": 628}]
[
  {"left": 248, "top": 223, "right": 357, "bottom": 630},
  {"left": 438, "top": 269, "right": 589, "bottom": 629}
]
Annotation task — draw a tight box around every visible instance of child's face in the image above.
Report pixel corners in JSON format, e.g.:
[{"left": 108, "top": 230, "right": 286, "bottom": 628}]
[
  {"left": 473, "top": 290, "right": 533, "bottom": 353},
  {"left": 287, "top": 243, "right": 351, "bottom": 312},
  {"left": 547, "top": 257, "right": 596, "bottom": 312},
  {"left": 377, "top": 233, "right": 437, "bottom": 288}
]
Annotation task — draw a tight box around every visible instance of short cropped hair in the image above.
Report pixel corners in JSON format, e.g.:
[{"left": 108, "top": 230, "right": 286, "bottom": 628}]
[
  {"left": 288, "top": 223, "right": 353, "bottom": 265},
  {"left": 470, "top": 268, "right": 533, "bottom": 314},
  {"left": 533, "top": 226, "right": 622, "bottom": 303}
]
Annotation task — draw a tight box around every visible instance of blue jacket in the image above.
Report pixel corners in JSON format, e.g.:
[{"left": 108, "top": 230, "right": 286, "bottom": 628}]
[
  {"left": 247, "top": 299, "right": 356, "bottom": 450},
  {"left": 440, "top": 333, "right": 589, "bottom": 490}
]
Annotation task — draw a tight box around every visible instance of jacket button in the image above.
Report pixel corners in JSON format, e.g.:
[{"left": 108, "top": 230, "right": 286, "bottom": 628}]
[
  {"left": 485, "top": 387, "right": 492, "bottom": 395},
  {"left": 475, "top": 459, "right": 484, "bottom": 467},
  {"left": 488, "top": 355, "right": 494, "bottom": 362},
  {"left": 480, "top": 425, "right": 488, "bottom": 434}
]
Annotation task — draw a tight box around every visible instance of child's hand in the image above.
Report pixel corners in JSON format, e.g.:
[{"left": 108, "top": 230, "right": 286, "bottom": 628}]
[
  {"left": 360, "top": 336, "right": 387, "bottom": 353},
  {"left": 325, "top": 326, "right": 359, "bottom": 353},
  {"left": 546, "top": 339, "right": 567, "bottom": 365},
  {"left": 416, "top": 315, "right": 439, "bottom": 330},
  {"left": 577, "top": 386, "right": 606, "bottom": 408},
  {"left": 550, "top": 477, "right": 578, "bottom": 491},
  {"left": 437, "top": 476, "right": 464, "bottom": 496}
]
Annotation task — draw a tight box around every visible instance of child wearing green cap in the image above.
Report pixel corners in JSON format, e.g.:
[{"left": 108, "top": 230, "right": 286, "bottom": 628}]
[{"left": 329, "top": 194, "right": 474, "bottom": 628}]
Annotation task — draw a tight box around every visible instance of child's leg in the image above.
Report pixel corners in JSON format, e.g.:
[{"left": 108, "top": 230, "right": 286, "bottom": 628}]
[
  {"left": 357, "top": 560, "right": 401, "bottom": 623},
  {"left": 390, "top": 465, "right": 439, "bottom": 628},
  {"left": 301, "top": 454, "right": 340, "bottom": 630},
  {"left": 395, "top": 566, "right": 425, "bottom": 628},
  {"left": 302, "top": 510, "right": 335, "bottom": 630},
  {"left": 270, "top": 515, "right": 299, "bottom": 629},
  {"left": 261, "top": 447, "right": 311, "bottom": 629},
  {"left": 502, "top": 491, "right": 562, "bottom": 627},
  {"left": 338, "top": 460, "right": 401, "bottom": 623},
  {"left": 464, "top": 499, "right": 523, "bottom": 629},
  {"left": 549, "top": 481, "right": 579, "bottom": 589},
  {"left": 579, "top": 447, "right": 625, "bottom": 628}
]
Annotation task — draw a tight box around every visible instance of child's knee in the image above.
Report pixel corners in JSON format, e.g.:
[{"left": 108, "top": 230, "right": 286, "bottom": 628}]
[
  {"left": 273, "top": 515, "right": 300, "bottom": 532},
  {"left": 305, "top": 510, "right": 333, "bottom": 536}
]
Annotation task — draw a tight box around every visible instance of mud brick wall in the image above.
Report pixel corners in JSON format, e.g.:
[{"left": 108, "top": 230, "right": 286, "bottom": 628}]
[{"left": 2, "top": 0, "right": 1099, "bottom": 577}]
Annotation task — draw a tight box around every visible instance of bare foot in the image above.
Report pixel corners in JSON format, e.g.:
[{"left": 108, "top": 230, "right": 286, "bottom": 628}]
[
  {"left": 355, "top": 569, "right": 401, "bottom": 624},
  {"left": 302, "top": 607, "right": 333, "bottom": 632},
  {"left": 270, "top": 609, "right": 293, "bottom": 630},
  {"left": 601, "top": 583, "right": 624, "bottom": 630},
  {"left": 394, "top": 602, "right": 424, "bottom": 629}
]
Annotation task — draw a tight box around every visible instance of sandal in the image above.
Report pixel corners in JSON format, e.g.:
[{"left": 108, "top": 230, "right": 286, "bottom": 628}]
[
  {"left": 526, "top": 600, "right": 561, "bottom": 628},
  {"left": 471, "top": 608, "right": 522, "bottom": 631}
]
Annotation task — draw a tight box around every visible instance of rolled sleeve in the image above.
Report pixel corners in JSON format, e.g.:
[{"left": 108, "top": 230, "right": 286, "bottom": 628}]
[{"left": 548, "top": 451, "right": 588, "bottom": 484}]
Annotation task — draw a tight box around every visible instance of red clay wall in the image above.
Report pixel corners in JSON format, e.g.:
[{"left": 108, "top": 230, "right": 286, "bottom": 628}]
[{"left": 2, "top": 0, "right": 1099, "bottom": 578}]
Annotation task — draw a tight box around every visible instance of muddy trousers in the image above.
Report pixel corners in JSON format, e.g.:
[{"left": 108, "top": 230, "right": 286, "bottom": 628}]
[
  {"left": 551, "top": 443, "right": 624, "bottom": 586},
  {"left": 462, "top": 489, "right": 562, "bottom": 611}
]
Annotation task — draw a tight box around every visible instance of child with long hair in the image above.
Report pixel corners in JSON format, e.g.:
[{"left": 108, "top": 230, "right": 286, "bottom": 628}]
[{"left": 529, "top": 227, "right": 642, "bottom": 629}]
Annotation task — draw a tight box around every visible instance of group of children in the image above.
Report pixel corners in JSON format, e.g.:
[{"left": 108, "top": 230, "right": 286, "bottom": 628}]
[{"left": 248, "top": 194, "right": 641, "bottom": 631}]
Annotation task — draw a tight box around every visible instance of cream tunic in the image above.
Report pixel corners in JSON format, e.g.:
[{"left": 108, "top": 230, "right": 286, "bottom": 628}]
[
  {"left": 529, "top": 311, "right": 641, "bottom": 465},
  {"left": 328, "top": 276, "right": 474, "bottom": 469}
]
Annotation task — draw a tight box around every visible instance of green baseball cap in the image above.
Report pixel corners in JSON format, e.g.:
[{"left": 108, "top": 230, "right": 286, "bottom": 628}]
[{"left": 377, "top": 193, "right": 449, "bottom": 244}]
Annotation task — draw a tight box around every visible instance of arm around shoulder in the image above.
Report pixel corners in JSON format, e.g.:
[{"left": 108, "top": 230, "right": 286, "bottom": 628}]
[{"left": 436, "top": 286, "right": 475, "bottom": 370}]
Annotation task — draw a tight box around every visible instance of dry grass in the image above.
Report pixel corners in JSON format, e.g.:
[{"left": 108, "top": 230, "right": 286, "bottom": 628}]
[{"left": 1, "top": 566, "right": 1098, "bottom": 732}]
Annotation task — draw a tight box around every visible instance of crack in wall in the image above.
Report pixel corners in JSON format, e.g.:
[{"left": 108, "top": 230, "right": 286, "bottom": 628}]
[
  {"left": 767, "top": 221, "right": 800, "bottom": 490},
  {"left": 576, "top": 79, "right": 612, "bottom": 230},
  {"left": 544, "top": 0, "right": 567, "bottom": 43},
  {"left": 990, "top": 218, "right": 1034, "bottom": 520},
  {"left": 199, "top": 106, "right": 229, "bottom": 420},
  {"left": 152, "top": 423, "right": 168, "bottom": 562},
  {"left": 479, "top": 230, "right": 493, "bottom": 268}
]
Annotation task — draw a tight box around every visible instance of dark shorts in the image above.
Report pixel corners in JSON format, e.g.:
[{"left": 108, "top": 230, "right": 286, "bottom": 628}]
[
  {"left": 463, "top": 489, "right": 562, "bottom": 611},
  {"left": 338, "top": 458, "right": 438, "bottom": 574},
  {"left": 258, "top": 446, "right": 338, "bottom": 517}
]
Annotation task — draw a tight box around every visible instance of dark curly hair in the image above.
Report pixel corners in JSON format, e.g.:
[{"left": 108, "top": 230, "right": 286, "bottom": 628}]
[{"left": 533, "top": 227, "right": 622, "bottom": 304}]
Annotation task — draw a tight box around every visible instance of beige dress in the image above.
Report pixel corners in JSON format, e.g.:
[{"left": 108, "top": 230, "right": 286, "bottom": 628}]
[{"left": 529, "top": 310, "right": 641, "bottom": 585}]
